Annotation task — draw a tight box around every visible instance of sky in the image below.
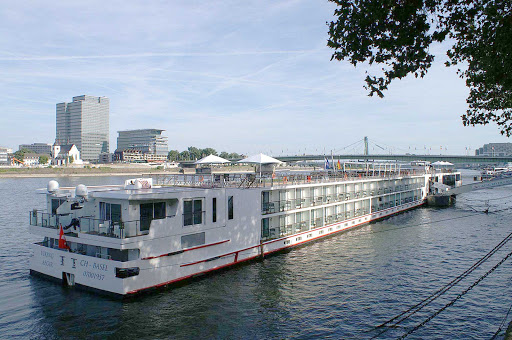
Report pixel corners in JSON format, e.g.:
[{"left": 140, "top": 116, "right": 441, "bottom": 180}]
[{"left": 0, "top": 0, "right": 510, "bottom": 156}]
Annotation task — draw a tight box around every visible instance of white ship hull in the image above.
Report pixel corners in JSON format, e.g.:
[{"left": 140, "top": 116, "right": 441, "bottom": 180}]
[{"left": 29, "top": 170, "right": 458, "bottom": 297}]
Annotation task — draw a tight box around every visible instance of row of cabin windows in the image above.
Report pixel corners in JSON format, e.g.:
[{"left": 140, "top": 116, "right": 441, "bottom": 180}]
[
  {"left": 184, "top": 196, "right": 234, "bottom": 226},
  {"left": 93, "top": 196, "right": 234, "bottom": 231}
]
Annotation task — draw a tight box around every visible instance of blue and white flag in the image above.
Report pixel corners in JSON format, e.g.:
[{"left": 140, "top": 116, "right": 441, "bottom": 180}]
[{"left": 325, "top": 158, "right": 330, "bottom": 169}]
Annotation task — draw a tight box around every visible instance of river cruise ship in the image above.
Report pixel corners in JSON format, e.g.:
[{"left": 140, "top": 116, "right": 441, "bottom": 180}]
[{"left": 29, "top": 164, "right": 461, "bottom": 297}]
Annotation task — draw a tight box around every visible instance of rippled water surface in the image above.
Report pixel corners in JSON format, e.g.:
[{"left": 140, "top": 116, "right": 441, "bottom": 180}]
[{"left": 1, "top": 172, "right": 512, "bottom": 339}]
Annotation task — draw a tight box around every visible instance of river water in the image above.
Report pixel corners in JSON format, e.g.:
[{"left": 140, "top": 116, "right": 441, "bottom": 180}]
[{"left": 1, "top": 172, "right": 512, "bottom": 339}]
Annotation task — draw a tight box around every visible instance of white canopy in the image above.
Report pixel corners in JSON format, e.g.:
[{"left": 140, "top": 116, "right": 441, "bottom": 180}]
[
  {"left": 238, "top": 153, "right": 282, "bottom": 164},
  {"left": 432, "top": 161, "right": 454, "bottom": 166},
  {"left": 195, "top": 154, "right": 230, "bottom": 164}
]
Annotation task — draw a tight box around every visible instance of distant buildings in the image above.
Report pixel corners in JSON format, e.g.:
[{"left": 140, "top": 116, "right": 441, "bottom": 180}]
[
  {"left": 475, "top": 143, "right": 512, "bottom": 156},
  {"left": 19, "top": 143, "right": 52, "bottom": 155},
  {"left": 99, "top": 152, "right": 114, "bottom": 164},
  {"left": 56, "top": 95, "right": 109, "bottom": 162},
  {"left": 23, "top": 153, "right": 51, "bottom": 167},
  {"left": 115, "top": 129, "right": 168, "bottom": 162},
  {"left": 0, "top": 147, "right": 11, "bottom": 165}
]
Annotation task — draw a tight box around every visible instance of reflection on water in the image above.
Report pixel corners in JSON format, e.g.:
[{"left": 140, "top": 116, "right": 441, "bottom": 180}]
[{"left": 0, "top": 172, "right": 511, "bottom": 339}]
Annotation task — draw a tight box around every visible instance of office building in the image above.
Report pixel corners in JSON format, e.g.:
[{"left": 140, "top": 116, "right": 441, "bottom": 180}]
[
  {"left": 56, "top": 95, "right": 109, "bottom": 161},
  {"left": 116, "top": 129, "right": 168, "bottom": 156},
  {"left": 0, "top": 147, "right": 11, "bottom": 165},
  {"left": 475, "top": 143, "right": 512, "bottom": 157},
  {"left": 19, "top": 143, "right": 52, "bottom": 155}
]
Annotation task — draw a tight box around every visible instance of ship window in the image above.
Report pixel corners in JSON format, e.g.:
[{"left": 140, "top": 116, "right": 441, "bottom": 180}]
[
  {"left": 212, "top": 198, "right": 217, "bottom": 223},
  {"left": 51, "top": 198, "right": 66, "bottom": 215},
  {"left": 181, "top": 232, "right": 205, "bottom": 248},
  {"left": 154, "top": 202, "right": 166, "bottom": 219},
  {"left": 261, "top": 218, "right": 269, "bottom": 238},
  {"left": 228, "top": 196, "right": 234, "bottom": 220},
  {"left": 140, "top": 202, "right": 167, "bottom": 231},
  {"left": 184, "top": 199, "right": 202, "bottom": 226},
  {"left": 99, "top": 202, "right": 122, "bottom": 223}
]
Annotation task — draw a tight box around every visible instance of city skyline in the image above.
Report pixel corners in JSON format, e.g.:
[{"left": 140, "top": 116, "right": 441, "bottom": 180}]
[{"left": 0, "top": 1, "right": 510, "bottom": 156}]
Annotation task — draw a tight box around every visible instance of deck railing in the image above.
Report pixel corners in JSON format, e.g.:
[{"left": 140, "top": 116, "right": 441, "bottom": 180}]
[
  {"left": 29, "top": 210, "right": 173, "bottom": 238},
  {"left": 149, "top": 170, "right": 429, "bottom": 189},
  {"left": 30, "top": 210, "right": 58, "bottom": 229}
]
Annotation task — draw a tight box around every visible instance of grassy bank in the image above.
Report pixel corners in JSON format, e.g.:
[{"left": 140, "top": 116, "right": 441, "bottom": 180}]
[{"left": 0, "top": 165, "right": 258, "bottom": 178}]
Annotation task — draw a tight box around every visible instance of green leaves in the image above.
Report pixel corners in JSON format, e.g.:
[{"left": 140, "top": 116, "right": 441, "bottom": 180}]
[{"left": 327, "top": 0, "right": 512, "bottom": 135}]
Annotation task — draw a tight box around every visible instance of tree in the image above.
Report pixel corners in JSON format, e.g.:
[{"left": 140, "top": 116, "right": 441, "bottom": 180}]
[
  {"left": 327, "top": 0, "right": 512, "bottom": 135},
  {"left": 167, "top": 150, "right": 179, "bottom": 161},
  {"left": 201, "top": 148, "right": 217, "bottom": 157},
  {"left": 187, "top": 146, "right": 201, "bottom": 160},
  {"left": 13, "top": 148, "right": 31, "bottom": 161},
  {"left": 179, "top": 150, "right": 191, "bottom": 160},
  {"left": 38, "top": 155, "right": 49, "bottom": 165}
]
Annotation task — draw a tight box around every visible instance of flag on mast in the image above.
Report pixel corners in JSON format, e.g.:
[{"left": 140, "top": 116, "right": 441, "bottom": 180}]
[
  {"left": 58, "top": 225, "right": 68, "bottom": 249},
  {"left": 325, "top": 158, "right": 330, "bottom": 169}
]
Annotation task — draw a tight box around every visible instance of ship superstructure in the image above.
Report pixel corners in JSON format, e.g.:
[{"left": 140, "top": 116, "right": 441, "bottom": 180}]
[{"left": 29, "top": 165, "right": 461, "bottom": 296}]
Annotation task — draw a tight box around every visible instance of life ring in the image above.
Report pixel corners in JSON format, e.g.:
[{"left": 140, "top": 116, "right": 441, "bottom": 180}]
[
  {"left": 283, "top": 176, "right": 287, "bottom": 183},
  {"left": 199, "top": 176, "right": 204, "bottom": 182},
  {"left": 307, "top": 175, "right": 311, "bottom": 182},
  {"left": 272, "top": 173, "right": 276, "bottom": 179}
]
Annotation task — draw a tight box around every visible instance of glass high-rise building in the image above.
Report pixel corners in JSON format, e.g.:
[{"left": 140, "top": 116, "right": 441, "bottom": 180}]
[
  {"left": 116, "top": 129, "right": 168, "bottom": 156},
  {"left": 55, "top": 95, "right": 109, "bottom": 161}
]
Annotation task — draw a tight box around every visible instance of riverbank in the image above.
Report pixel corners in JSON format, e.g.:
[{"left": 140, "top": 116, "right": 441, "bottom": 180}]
[{"left": 0, "top": 165, "right": 258, "bottom": 178}]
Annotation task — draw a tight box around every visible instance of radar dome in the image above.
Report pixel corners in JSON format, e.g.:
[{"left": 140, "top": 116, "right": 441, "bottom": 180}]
[
  {"left": 47, "top": 180, "right": 59, "bottom": 193},
  {"left": 75, "top": 184, "right": 88, "bottom": 198}
]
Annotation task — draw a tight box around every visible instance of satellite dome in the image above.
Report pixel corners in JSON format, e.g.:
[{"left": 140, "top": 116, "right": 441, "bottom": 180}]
[
  {"left": 75, "top": 184, "right": 88, "bottom": 198},
  {"left": 47, "top": 180, "right": 59, "bottom": 193}
]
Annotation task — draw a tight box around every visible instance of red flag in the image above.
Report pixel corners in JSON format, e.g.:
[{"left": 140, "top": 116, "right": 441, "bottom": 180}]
[{"left": 59, "top": 225, "right": 68, "bottom": 249}]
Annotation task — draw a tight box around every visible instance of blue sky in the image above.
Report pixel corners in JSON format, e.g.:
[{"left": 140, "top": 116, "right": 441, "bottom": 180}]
[{"left": 0, "top": 0, "right": 509, "bottom": 155}]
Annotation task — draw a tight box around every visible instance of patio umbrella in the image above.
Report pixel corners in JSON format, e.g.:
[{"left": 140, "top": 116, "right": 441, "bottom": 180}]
[
  {"left": 195, "top": 154, "right": 230, "bottom": 164},
  {"left": 237, "top": 153, "right": 282, "bottom": 164}
]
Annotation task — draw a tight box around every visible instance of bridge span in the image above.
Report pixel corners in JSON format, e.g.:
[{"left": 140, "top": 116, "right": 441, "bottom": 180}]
[
  {"left": 178, "top": 154, "right": 512, "bottom": 166},
  {"left": 275, "top": 154, "right": 512, "bottom": 164}
]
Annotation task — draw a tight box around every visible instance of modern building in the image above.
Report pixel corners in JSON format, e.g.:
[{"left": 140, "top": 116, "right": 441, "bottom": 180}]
[
  {"left": 114, "top": 149, "right": 167, "bottom": 163},
  {"left": 99, "top": 152, "right": 114, "bottom": 164},
  {"left": 475, "top": 143, "right": 512, "bottom": 157},
  {"left": 116, "top": 129, "right": 168, "bottom": 156},
  {"left": 0, "top": 147, "right": 11, "bottom": 165},
  {"left": 19, "top": 143, "right": 52, "bottom": 155},
  {"left": 56, "top": 95, "right": 109, "bottom": 162},
  {"left": 115, "top": 129, "right": 168, "bottom": 162}
]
